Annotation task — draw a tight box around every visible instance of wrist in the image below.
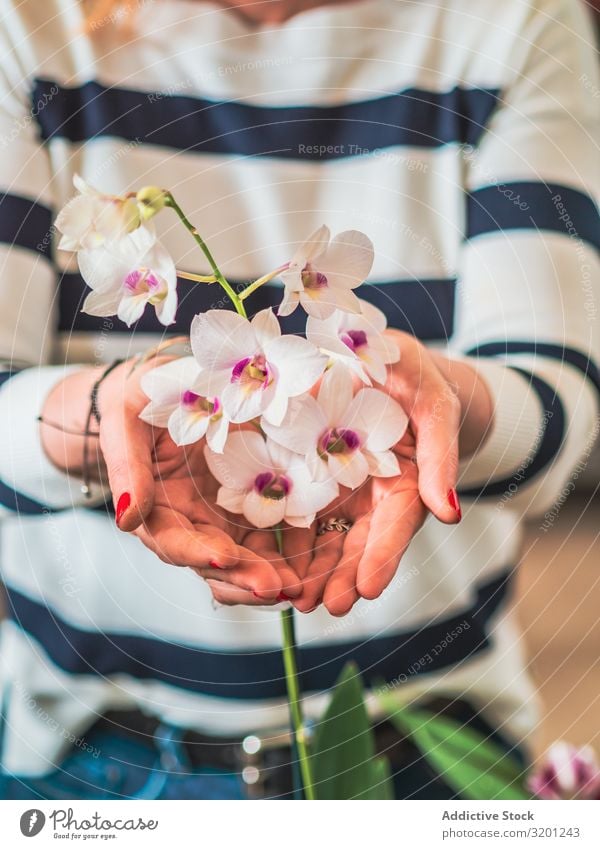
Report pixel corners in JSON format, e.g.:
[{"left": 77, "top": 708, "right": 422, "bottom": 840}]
[{"left": 40, "top": 365, "right": 105, "bottom": 478}]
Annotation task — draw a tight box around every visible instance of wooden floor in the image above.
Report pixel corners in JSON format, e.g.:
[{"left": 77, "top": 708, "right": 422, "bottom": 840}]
[{"left": 515, "top": 492, "right": 600, "bottom": 759}]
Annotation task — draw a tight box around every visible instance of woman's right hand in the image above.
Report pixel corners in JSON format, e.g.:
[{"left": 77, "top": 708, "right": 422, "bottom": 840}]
[{"left": 41, "top": 357, "right": 303, "bottom": 606}]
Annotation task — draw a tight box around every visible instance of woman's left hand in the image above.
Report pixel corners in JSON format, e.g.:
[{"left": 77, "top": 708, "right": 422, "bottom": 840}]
[{"left": 290, "top": 329, "right": 493, "bottom": 616}]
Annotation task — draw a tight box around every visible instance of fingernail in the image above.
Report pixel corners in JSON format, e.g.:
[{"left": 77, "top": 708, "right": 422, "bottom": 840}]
[
  {"left": 116, "top": 492, "right": 131, "bottom": 526},
  {"left": 277, "top": 592, "right": 292, "bottom": 602},
  {"left": 208, "top": 560, "right": 222, "bottom": 569},
  {"left": 448, "top": 488, "right": 462, "bottom": 521}
]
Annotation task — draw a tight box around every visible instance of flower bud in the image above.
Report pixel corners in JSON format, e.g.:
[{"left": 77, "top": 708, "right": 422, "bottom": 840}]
[{"left": 136, "top": 186, "right": 167, "bottom": 220}]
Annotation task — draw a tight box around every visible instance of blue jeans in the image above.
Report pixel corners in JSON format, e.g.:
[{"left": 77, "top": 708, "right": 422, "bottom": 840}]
[
  {"left": 0, "top": 712, "right": 523, "bottom": 800},
  {"left": 0, "top": 723, "right": 246, "bottom": 800}
]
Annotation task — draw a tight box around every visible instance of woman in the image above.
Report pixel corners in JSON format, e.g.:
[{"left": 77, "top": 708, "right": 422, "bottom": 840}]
[{"left": 0, "top": 0, "right": 598, "bottom": 799}]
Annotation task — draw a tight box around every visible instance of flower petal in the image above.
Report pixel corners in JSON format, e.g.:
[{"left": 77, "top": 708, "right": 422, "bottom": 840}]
[
  {"left": 81, "top": 286, "right": 123, "bottom": 318},
  {"left": 345, "top": 388, "right": 408, "bottom": 451},
  {"left": 242, "top": 489, "right": 287, "bottom": 529},
  {"left": 204, "top": 430, "right": 271, "bottom": 489},
  {"left": 191, "top": 310, "right": 257, "bottom": 372},
  {"left": 317, "top": 362, "right": 354, "bottom": 424},
  {"left": 139, "top": 401, "right": 174, "bottom": 428},
  {"left": 262, "top": 394, "right": 325, "bottom": 454},
  {"left": 221, "top": 379, "right": 275, "bottom": 424},
  {"left": 251, "top": 308, "right": 281, "bottom": 346},
  {"left": 141, "top": 357, "right": 200, "bottom": 405},
  {"left": 277, "top": 287, "right": 300, "bottom": 317},
  {"left": 321, "top": 230, "right": 374, "bottom": 288},
  {"left": 327, "top": 449, "right": 370, "bottom": 489},
  {"left": 168, "top": 406, "right": 210, "bottom": 446},
  {"left": 366, "top": 449, "right": 400, "bottom": 478},
  {"left": 206, "top": 415, "right": 229, "bottom": 453},
  {"left": 264, "top": 335, "right": 327, "bottom": 397},
  {"left": 216, "top": 487, "right": 246, "bottom": 515},
  {"left": 117, "top": 293, "right": 148, "bottom": 327}
]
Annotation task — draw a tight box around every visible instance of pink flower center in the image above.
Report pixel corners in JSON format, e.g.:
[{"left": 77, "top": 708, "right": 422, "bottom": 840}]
[
  {"left": 123, "top": 267, "right": 166, "bottom": 303},
  {"left": 254, "top": 471, "right": 291, "bottom": 501},
  {"left": 231, "top": 354, "right": 272, "bottom": 389},
  {"left": 181, "top": 391, "right": 220, "bottom": 418},
  {"left": 319, "top": 427, "right": 362, "bottom": 457},
  {"left": 301, "top": 262, "right": 328, "bottom": 291},
  {"left": 341, "top": 329, "right": 368, "bottom": 352}
]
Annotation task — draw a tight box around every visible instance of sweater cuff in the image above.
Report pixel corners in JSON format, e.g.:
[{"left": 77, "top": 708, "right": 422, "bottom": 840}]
[
  {"left": 0, "top": 366, "right": 111, "bottom": 511},
  {"left": 457, "top": 358, "right": 545, "bottom": 491}
]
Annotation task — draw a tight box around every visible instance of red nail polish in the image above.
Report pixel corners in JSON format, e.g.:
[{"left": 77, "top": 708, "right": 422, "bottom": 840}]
[
  {"left": 208, "top": 560, "right": 222, "bottom": 569},
  {"left": 116, "top": 492, "right": 131, "bottom": 526},
  {"left": 277, "top": 592, "right": 292, "bottom": 602},
  {"left": 448, "top": 488, "right": 462, "bottom": 520}
]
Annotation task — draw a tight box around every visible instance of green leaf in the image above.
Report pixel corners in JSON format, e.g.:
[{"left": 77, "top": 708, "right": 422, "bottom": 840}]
[
  {"left": 385, "top": 702, "right": 531, "bottom": 801},
  {"left": 311, "top": 662, "right": 394, "bottom": 800}
]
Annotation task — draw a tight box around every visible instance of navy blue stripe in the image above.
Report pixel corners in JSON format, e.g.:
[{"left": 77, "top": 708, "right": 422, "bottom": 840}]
[
  {"left": 58, "top": 272, "right": 456, "bottom": 341},
  {"left": 0, "top": 481, "right": 53, "bottom": 515},
  {"left": 33, "top": 78, "right": 500, "bottom": 157},
  {"left": 465, "top": 341, "right": 600, "bottom": 399},
  {"left": 460, "top": 370, "right": 566, "bottom": 498},
  {"left": 0, "top": 369, "right": 17, "bottom": 389},
  {"left": 0, "top": 194, "right": 53, "bottom": 258},
  {"left": 5, "top": 571, "right": 511, "bottom": 700},
  {"left": 466, "top": 183, "right": 600, "bottom": 252}
]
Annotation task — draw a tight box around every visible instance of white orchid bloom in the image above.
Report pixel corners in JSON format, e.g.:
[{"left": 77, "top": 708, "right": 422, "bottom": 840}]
[
  {"left": 190, "top": 308, "right": 327, "bottom": 426},
  {"left": 78, "top": 226, "right": 178, "bottom": 327},
  {"left": 278, "top": 225, "right": 374, "bottom": 320},
  {"left": 263, "top": 364, "right": 408, "bottom": 490},
  {"left": 306, "top": 299, "right": 400, "bottom": 385},
  {"left": 139, "top": 357, "right": 229, "bottom": 452},
  {"left": 205, "top": 431, "right": 338, "bottom": 529},
  {"left": 56, "top": 174, "right": 143, "bottom": 251}
]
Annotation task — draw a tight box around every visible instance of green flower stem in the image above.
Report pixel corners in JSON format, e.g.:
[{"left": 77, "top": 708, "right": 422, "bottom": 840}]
[
  {"left": 239, "top": 265, "right": 289, "bottom": 302},
  {"left": 176, "top": 269, "right": 218, "bottom": 284},
  {"left": 275, "top": 527, "right": 316, "bottom": 800},
  {"left": 164, "top": 193, "right": 246, "bottom": 318}
]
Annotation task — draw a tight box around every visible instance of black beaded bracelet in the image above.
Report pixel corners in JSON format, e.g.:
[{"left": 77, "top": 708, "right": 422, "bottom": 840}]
[{"left": 81, "top": 359, "right": 124, "bottom": 497}]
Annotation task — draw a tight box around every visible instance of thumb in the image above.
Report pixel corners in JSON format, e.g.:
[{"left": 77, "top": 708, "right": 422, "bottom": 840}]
[{"left": 99, "top": 400, "right": 156, "bottom": 531}]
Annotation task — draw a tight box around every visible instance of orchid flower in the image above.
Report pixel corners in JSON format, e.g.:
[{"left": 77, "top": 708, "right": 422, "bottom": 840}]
[
  {"left": 528, "top": 742, "right": 600, "bottom": 800},
  {"left": 262, "top": 364, "right": 408, "bottom": 489},
  {"left": 78, "top": 226, "right": 178, "bottom": 327},
  {"left": 139, "top": 357, "right": 229, "bottom": 452},
  {"left": 278, "top": 226, "right": 374, "bottom": 320},
  {"left": 56, "top": 174, "right": 143, "bottom": 250},
  {"left": 190, "top": 308, "right": 327, "bottom": 426},
  {"left": 306, "top": 299, "right": 399, "bottom": 385},
  {"left": 205, "top": 430, "right": 338, "bottom": 528}
]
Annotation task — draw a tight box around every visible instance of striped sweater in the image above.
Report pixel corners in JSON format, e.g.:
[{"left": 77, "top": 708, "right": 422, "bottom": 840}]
[{"left": 0, "top": 0, "right": 598, "bottom": 776}]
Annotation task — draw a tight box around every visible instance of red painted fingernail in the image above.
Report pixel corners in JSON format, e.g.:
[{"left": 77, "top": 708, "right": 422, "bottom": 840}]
[
  {"left": 208, "top": 560, "right": 222, "bottom": 569},
  {"left": 277, "top": 592, "right": 292, "bottom": 602},
  {"left": 448, "top": 488, "right": 462, "bottom": 521},
  {"left": 116, "top": 492, "right": 131, "bottom": 526}
]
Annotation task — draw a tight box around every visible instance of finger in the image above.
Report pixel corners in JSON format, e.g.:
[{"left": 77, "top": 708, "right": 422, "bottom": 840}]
[
  {"left": 322, "top": 518, "right": 370, "bottom": 617},
  {"left": 280, "top": 525, "right": 316, "bottom": 580},
  {"left": 409, "top": 375, "right": 461, "bottom": 524},
  {"left": 136, "top": 507, "right": 239, "bottom": 568},
  {"left": 240, "top": 531, "right": 303, "bottom": 598},
  {"left": 293, "top": 528, "right": 345, "bottom": 613},
  {"left": 99, "top": 396, "right": 156, "bottom": 532},
  {"left": 356, "top": 490, "right": 426, "bottom": 600},
  {"left": 204, "top": 580, "right": 279, "bottom": 607}
]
